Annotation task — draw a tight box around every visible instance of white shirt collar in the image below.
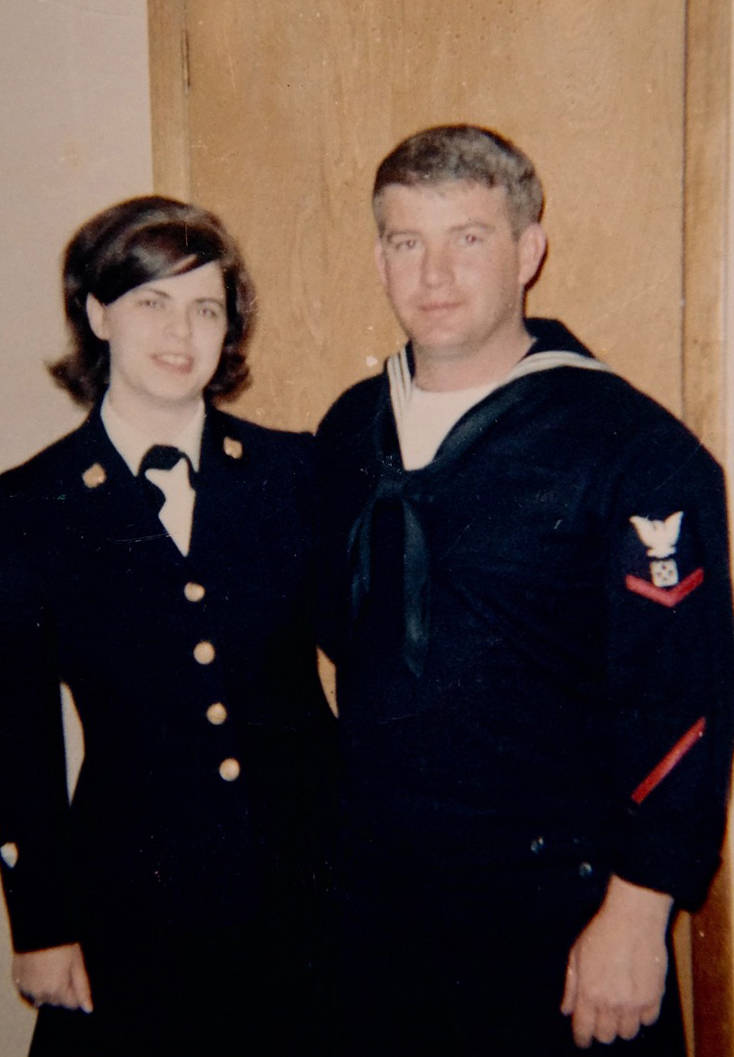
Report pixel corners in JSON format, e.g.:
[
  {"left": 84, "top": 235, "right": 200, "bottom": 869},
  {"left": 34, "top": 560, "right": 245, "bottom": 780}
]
[{"left": 100, "top": 394, "right": 206, "bottom": 475}]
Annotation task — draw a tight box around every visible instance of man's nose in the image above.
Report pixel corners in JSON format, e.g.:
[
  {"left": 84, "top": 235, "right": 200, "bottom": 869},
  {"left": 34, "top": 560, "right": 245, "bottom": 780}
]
[{"left": 421, "top": 244, "right": 452, "bottom": 285}]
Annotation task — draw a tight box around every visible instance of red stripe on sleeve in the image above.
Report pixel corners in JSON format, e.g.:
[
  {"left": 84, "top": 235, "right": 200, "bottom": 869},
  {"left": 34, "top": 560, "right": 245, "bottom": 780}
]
[
  {"left": 625, "top": 567, "right": 704, "bottom": 607},
  {"left": 631, "top": 716, "right": 707, "bottom": 805}
]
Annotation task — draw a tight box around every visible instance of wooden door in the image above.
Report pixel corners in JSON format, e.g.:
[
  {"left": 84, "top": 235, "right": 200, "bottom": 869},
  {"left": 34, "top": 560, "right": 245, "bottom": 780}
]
[{"left": 148, "top": 1, "right": 733, "bottom": 1052}]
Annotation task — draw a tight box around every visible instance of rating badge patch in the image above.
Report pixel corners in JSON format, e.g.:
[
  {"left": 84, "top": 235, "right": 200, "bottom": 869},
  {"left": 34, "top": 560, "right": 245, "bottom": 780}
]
[
  {"left": 625, "top": 511, "right": 704, "bottom": 607},
  {"left": 650, "top": 559, "right": 679, "bottom": 588}
]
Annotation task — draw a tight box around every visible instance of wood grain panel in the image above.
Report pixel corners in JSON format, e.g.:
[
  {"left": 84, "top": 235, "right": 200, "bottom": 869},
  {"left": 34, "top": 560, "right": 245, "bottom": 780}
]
[
  {"left": 683, "top": 0, "right": 731, "bottom": 459},
  {"left": 148, "top": 0, "right": 190, "bottom": 200},
  {"left": 684, "top": 2, "right": 734, "bottom": 1052},
  {"left": 182, "top": 0, "right": 685, "bottom": 429}
]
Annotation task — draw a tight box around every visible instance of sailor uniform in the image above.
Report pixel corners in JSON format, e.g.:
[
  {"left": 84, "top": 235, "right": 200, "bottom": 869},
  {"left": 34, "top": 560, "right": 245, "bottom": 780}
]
[
  {"left": 0, "top": 402, "right": 336, "bottom": 1056},
  {"left": 316, "top": 318, "right": 734, "bottom": 1055}
]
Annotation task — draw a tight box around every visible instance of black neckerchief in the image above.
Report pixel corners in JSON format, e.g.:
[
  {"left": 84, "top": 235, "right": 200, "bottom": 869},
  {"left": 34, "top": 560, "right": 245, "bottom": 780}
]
[{"left": 348, "top": 318, "right": 601, "bottom": 677}]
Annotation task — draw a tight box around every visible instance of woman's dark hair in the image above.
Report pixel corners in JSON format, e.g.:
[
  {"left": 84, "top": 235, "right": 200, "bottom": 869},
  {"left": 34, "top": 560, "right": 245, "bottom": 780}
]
[{"left": 50, "top": 195, "right": 256, "bottom": 406}]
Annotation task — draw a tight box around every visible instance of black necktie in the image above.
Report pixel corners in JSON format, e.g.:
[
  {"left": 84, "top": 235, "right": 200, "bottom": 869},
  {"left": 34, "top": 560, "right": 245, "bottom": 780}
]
[{"left": 138, "top": 445, "right": 196, "bottom": 513}]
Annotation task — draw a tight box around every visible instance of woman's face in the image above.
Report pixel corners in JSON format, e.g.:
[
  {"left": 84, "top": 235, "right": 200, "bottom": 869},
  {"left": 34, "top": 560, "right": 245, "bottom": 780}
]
[{"left": 86, "top": 261, "right": 228, "bottom": 421}]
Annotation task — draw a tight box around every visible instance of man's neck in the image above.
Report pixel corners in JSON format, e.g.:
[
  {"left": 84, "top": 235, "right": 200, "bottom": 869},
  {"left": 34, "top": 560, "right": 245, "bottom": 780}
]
[{"left": 413, "top": 324, "right": 533, "bottom": 393}]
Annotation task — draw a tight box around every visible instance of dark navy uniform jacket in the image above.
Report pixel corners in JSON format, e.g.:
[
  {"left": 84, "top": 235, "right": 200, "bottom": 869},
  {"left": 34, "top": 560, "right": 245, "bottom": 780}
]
[
  {"left": 0, "top": 403, "right": 335, "bottom": 963},
  {"left": 317, "top": 318, "right": 734, "bottom": 912}
]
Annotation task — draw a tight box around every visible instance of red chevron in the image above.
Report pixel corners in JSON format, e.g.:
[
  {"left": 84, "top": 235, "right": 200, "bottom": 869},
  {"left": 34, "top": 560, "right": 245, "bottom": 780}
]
[{"left": 624, "top": 567, "right": 704, "bottom": 607}]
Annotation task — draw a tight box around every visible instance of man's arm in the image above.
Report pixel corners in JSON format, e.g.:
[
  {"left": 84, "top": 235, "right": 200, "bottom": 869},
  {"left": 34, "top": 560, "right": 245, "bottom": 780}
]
[{"left": 561, "top": 875, "right": 672, "bottom": 1048}]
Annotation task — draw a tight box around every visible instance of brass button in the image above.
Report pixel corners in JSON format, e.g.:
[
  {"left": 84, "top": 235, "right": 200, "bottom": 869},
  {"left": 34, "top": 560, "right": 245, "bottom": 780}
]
[
  {"left": 184, "top": 582, "right": 205, "bottom": 603},
  {"left": 219, "top": 758, "right": 240, "bottom": 782},
  {"left": 206, "top": 702, "right": 228, "bottom": 726},
  {"left": 193, "top": 640, "right": 215, "bottom": 665},
  {"left": 223, "top": 436, "right": 243, "bottom": 460},
  {"left": 82, "top": 462, "right": 106, "bottom": 489},
  {"left": 0, "top": 842, "right": 18, "bottom": 869}
]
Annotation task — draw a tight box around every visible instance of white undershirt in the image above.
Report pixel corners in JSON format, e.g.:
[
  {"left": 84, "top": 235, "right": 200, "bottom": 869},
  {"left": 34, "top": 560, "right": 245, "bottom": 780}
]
[
  {"left": 101, "top": 395, "right": 204, "bottom": 555},
  {"left": 387, "top": 344, "right": 613, "bottom": 471},
  {"left": 397, "top": 381, "right": 496, "bottom": 470}
]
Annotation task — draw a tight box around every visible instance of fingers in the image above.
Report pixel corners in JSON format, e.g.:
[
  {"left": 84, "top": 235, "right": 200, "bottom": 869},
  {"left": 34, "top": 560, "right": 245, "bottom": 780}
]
[
  {"left": 569, "top": 997, "right": 663, "bottom": 1049},
  {"left": 560, "top": 949, "right": 578, "bottom": 1015},
  {"left": 640, "top": 1001, "right": 662, "bottom": 1027},
  {"left": 12, "top": 943, "right": 93, "bottom": 1013},
  {"left": 569, "top": 997, "right": 596, "bottom": 1049},
  {"left": 570, "top": 998, "right": 634, "bottom": 1049},
  {"left": 618, "top": 1008, "right": 643, "bottom": 1041},
  {"left": 17, "top": 979, "right": 78, "bottom": 1011},
  {"left": 70, "top": 953, "right": 94, "bottom": 1014}
]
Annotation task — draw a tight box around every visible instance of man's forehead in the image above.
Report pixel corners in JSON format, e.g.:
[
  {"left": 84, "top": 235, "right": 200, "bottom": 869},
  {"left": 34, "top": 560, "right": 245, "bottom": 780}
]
[{"left": 377, "top": 180, "right": 510, "bottom": 229}]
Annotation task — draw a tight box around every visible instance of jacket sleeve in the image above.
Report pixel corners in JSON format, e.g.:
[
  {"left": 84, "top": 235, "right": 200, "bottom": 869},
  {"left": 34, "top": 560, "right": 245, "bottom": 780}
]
[
  {"left": 0, "top": 490, "right": 78, "bottom": 952},
  {"left": 603, "top": 425, "right": 734, "bottom": 909}
]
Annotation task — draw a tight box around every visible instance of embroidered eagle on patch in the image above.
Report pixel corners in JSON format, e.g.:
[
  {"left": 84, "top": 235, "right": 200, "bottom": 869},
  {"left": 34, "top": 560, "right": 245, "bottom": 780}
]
[
  {"left": 625, "top": 510, "right": 704, "bottom": 606},
  {"left": 629, "top": 512, "right": 683, "bottom": 560}
]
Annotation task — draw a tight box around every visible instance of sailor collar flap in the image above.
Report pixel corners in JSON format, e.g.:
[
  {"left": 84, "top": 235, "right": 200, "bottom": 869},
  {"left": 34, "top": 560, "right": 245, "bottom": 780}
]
[{"left": 349, "top": 336, "right": 613, "bottom": 678}]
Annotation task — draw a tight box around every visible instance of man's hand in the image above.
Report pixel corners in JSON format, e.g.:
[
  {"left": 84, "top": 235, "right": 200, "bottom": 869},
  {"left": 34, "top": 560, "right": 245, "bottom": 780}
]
[
  {"left": 560, "top": 875, "right": 672, "bottom": 1048},
  {"left": 13, "top": 942, "right": 93, "bottom": 1013}
]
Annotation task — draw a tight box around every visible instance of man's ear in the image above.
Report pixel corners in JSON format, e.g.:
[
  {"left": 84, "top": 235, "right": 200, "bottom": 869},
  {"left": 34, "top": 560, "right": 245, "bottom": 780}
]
[
  {"left": 85, "top": 294, "right": 109, "bottom": 341},
  {"left": 517, "top": 224, "right": 547, "bottom": 287},
  {"left": 374, "top": 236, "right": 388, "bottom": 291}
]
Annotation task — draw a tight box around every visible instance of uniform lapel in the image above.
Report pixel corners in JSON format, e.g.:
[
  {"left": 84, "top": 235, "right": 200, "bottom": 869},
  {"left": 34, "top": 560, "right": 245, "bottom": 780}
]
[
  {"left": 72, "top": 406, "right": 185, "bottom": 561},
  {"left": 188, "top": 407, "right": 254, "bottom": 566}
]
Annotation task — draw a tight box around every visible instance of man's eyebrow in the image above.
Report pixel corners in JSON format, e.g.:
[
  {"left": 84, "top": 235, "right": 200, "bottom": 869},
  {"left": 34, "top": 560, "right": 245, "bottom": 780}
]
[
  {"left": 384, "top": 220, "right": 494, "bottom": 239},
  {"left": 451, "top": 220, "right": 493, "bottom": 232},
  {"left": 383, "top": 228, "right": 420, "bottom": 240}
]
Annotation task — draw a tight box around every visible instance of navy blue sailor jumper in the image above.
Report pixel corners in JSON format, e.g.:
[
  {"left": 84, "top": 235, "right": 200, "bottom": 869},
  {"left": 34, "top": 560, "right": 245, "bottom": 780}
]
[{"left": 317, "top": 317, "right": 734, "bottom": 910}]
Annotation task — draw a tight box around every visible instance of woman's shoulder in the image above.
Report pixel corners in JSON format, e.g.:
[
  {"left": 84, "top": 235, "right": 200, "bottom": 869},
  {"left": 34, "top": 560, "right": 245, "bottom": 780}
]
[
  {"left": 0, "top": 419, "right": 91, "bottom": 499},
  {"left": 208, "top": 405, "right": 315, "bottom": 464}
]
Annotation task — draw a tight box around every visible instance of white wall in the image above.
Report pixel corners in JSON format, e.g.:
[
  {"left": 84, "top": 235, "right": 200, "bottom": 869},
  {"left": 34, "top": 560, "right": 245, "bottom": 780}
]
[
  {"left": 0, "top": 0, "right": 153, "bottom": 472},
  {"left": 0, "top": 2, "right": 152, "bottom": 1053}
]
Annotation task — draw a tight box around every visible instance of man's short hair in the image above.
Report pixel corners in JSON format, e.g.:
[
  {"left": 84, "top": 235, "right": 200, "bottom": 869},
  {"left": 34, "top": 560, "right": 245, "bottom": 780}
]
[
  {"left": 50, "top": 195, "right": 256, "bottom": 406},
  {"left": 373, "top": 124, "right": 544, "bottom": 237}
]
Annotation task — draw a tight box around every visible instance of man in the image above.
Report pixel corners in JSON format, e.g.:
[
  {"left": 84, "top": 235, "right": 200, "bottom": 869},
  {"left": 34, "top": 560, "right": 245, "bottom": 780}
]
[{"left": 316, "top": 125, "right": 734, "bottom": 1054}]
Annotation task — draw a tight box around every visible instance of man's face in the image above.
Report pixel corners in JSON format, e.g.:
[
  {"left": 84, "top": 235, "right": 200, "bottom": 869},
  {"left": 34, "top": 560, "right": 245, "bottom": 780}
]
[
  {"left": 87, "top": 261, "right": 228, "bottom": 420},
  {"left": 375, "top": 180, "right": 544, "bottom": 374}
]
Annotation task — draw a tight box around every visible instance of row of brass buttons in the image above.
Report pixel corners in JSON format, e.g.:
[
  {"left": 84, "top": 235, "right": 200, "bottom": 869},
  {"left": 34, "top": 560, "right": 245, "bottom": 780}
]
[{"left": 186, "top": 581, "right": 239, "bottom": 783}]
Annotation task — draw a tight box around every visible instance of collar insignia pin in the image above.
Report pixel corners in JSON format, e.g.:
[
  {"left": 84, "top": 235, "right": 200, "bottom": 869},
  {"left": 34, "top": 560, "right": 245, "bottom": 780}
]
[
  {"left": 223, "top": 437, "right": 243, "bottom": 460},
  {"left": 82, "top": 462, "right": 107, "bottom": 489}
]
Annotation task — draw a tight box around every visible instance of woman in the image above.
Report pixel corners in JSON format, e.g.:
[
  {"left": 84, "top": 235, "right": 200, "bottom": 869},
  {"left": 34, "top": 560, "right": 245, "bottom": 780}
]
[{"left": 0, "top": 196, "right": 335, "bottom": 1055}]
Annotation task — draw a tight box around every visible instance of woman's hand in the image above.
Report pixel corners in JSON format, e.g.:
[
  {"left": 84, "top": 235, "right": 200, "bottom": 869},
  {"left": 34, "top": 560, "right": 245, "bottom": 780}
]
[{"left": 13, "top": 942, "right": 93, "bottom": 1012}]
